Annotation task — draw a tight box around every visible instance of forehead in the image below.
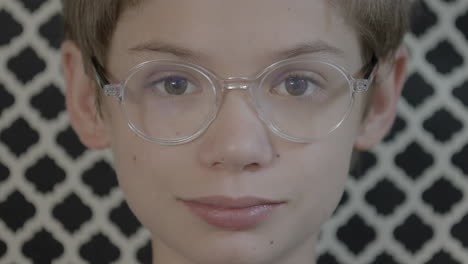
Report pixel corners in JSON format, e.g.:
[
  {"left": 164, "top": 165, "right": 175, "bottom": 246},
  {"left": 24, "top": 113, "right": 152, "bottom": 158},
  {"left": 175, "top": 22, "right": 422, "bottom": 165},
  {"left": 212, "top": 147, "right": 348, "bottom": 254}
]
[{"left": 110, "top": 0, "right": 361, "bottom": 73}]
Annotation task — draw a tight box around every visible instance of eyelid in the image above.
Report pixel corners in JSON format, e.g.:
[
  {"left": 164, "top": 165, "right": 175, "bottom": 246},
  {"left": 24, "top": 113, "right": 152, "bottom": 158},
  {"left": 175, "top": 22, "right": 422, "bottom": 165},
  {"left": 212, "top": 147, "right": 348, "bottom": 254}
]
[
  {"left": 143, "top": 70, "right": 200, "bottom": 86},
  {"left": 271, "top": 69, "right": 325, "bottom": 88},
  {"left": 147, "top": 77, "right": 200, "bottom": 97}
]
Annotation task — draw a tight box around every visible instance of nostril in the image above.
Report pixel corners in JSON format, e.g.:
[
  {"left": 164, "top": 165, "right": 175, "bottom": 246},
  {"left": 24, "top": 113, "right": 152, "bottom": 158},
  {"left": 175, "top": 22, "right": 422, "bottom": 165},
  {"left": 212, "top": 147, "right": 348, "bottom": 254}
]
[
  {"left": 211, "top": 161, "right": 222, "bottom": 168},
  {"left": 210, "top": 161, "right": 261, "bottom": 171},
  {"left": 244, "top": 163, "right": 261, "bottom": 172}
]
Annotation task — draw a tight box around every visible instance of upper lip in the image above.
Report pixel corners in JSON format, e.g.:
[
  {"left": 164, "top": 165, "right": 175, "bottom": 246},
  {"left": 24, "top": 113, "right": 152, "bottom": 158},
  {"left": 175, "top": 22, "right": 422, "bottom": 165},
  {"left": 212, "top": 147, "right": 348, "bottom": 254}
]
[{"left": 179, "top": 196, "right": 286, "bottom": 209}]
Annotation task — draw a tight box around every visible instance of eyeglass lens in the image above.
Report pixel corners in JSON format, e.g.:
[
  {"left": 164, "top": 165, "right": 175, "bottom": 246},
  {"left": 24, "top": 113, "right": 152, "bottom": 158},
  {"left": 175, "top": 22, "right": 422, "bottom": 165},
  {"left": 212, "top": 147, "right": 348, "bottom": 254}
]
[{"left": 121, "top": 61, "right": 353, "bottom": 143}]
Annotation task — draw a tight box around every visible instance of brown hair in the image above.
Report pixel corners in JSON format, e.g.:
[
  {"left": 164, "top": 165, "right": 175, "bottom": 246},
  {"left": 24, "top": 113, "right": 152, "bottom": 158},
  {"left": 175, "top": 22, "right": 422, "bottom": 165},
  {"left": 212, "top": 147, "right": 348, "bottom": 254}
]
[
  {"left": 62, "top": 0, "right": 140, "bottom": 76},
  {"left": 62, "top": 0, "right": 415, "bottom": 77},
  {"left": 332, "top": 0, "right": 414, "bottom": 63}
]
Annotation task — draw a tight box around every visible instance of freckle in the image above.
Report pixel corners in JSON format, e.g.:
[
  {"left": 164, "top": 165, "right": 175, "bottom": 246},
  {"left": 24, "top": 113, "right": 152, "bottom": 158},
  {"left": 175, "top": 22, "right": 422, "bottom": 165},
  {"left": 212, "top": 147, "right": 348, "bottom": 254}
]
[
  {"left": 276, "top": 154, "right": 280, "bottom": 158},
  {"left": 270, "top": 240, "right": 274, "bottom": 245}
]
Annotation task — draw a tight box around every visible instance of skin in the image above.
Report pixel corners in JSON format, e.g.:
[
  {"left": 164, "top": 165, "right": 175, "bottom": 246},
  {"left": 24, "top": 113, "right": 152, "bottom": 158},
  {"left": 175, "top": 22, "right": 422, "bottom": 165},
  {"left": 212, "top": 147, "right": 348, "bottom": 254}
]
[{"left": 62, "top": 0, "right": 408, "bottom": 263}]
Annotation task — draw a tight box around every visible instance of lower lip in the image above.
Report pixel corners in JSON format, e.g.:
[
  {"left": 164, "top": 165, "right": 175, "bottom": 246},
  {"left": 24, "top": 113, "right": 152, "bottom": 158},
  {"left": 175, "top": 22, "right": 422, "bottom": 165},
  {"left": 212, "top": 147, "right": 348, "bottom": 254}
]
[{"left": 183, "top": 201, "right": 282, "bottom": 229}]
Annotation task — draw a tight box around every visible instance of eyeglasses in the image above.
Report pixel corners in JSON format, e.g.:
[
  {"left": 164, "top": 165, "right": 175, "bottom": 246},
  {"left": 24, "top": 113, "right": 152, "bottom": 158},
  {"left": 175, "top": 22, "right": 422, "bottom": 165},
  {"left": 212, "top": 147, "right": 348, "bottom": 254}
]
[{"left": 92, "top": 56, "right": 377, "bottom": 145}]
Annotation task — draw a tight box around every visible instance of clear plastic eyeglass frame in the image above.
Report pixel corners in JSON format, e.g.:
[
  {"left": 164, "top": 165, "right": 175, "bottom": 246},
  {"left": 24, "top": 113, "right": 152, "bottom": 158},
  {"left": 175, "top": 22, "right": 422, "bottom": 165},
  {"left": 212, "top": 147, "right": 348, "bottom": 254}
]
[{"left": 92, "top": 56, "right": 378, "bottom": 145}]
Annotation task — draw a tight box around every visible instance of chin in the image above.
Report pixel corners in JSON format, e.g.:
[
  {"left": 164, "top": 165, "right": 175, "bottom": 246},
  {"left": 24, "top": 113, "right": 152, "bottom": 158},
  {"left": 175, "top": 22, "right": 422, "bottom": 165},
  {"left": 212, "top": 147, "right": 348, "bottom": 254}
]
[
  {"left": 153, "top": 225, "right": 291, "bottom": 264},
  {"left": 185, "top": 244, "right": 278, "bottom": 264}
]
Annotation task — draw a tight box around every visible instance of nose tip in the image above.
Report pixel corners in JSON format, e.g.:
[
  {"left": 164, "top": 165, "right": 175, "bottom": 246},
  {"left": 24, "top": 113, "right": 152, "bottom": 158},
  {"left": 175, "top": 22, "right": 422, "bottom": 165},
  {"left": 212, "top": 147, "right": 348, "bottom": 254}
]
[
  {"left": 197, "top": 92, "right": 275, "bottom": 173},
  {"left": 207, "top": 141, "right": 271, "bottom": 172}
]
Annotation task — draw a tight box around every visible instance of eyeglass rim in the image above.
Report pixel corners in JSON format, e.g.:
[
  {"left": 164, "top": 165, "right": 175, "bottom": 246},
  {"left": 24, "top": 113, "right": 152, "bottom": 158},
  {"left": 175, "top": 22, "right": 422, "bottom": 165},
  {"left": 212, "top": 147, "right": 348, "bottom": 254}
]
[
  {"left": 91, "top": 56, "right": 378, "bottom": 145},
  {"left": 93, "top": 56, "right": 377, "bottom": 90}
]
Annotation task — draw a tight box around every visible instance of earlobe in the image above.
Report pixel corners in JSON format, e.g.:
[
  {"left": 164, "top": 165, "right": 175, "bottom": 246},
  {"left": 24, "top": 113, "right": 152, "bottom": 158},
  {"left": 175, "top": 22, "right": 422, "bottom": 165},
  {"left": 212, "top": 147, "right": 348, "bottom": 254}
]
[
  {"left": 354, "top": 46, "right": 409, "bottom": 150},
  {"left": 62, "top": 40, "right": 110, "bottom": 150}
]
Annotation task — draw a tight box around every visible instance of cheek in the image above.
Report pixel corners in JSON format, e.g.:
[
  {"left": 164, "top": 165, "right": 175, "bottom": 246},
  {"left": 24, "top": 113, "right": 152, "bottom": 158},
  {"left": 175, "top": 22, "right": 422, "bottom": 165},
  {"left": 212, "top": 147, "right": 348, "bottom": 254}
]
[
  {"left": 102, "top": 100, "right": 175, "bottom": 225},
  {"left": 110, "top": 142, "right": 179, "bottom": 235},
  {"left": 108, "top": 121, "right": 201, "bottom": 237},
  {"left": 301, "top": 144, "right": 351, "bottom": 213},
  {"left": 295, "top": 138, "right": 353, "bottom": 214},
  {"left": 286, "top": 107, "right": 361, "bottom": 231}
]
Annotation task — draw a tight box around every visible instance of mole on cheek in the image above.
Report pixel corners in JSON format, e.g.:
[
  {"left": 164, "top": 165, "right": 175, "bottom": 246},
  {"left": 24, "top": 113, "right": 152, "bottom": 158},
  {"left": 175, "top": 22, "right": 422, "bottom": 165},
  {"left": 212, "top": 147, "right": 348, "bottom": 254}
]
[
  {"left": 133, "top": 155, "right": 137, "bottom": 162},
  {"left": 270, "top": 240, "right": 274, "bottom": 245},
  {"left": 276, "top": 154, "right": 280, "bottom": 158}
]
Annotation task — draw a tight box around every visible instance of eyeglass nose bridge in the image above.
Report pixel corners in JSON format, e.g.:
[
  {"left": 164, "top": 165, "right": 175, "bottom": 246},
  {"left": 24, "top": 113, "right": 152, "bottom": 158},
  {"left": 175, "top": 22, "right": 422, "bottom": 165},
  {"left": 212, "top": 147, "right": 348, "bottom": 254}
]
[{"left": 221, "top": 77, "right": 256, "bottom": 91}]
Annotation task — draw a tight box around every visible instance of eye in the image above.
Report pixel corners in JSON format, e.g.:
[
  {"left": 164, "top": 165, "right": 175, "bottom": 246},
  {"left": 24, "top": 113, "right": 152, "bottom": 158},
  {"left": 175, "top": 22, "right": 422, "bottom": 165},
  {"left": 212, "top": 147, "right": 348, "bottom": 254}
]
[
  {"left": 272, "top": 74, "right": 322, "bottom": 97},
  {"left": 147, "top": 75, "right": 198, "bottom": 96}
]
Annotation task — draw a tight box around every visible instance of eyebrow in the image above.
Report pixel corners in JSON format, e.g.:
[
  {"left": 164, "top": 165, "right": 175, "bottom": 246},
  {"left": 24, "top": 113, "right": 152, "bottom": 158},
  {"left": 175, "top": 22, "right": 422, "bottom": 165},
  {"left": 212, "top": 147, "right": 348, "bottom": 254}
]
[
  {"left": 129, "top": 42, "right": 202, "bottom": 60},
  {"left": 275, "top": 41, "right": 345, "bottom": 60},
  {"left": 128, "top": 40, "right": 345, "bottom": 61}
]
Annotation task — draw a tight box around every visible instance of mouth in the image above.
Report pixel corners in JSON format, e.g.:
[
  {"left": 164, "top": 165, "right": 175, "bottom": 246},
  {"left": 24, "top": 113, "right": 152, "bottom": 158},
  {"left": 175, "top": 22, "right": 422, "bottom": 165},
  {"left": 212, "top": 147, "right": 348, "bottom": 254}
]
[{"left": 178, "top": 196, "right": 286, "bottom": 229}]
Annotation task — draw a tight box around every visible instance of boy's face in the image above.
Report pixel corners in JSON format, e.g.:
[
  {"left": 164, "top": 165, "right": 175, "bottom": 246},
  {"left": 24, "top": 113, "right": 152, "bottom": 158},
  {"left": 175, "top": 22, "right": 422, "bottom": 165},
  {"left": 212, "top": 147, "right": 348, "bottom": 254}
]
[{"left": 67, "top": 0, "right": 402, "bottom": 263}]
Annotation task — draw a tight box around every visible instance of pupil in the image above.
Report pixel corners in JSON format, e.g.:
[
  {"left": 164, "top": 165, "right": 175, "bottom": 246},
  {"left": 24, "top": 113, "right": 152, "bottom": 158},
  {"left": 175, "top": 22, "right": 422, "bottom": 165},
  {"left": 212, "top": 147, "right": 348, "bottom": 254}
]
[
  {"left": 164, "top": 77, "right": 188, "bottom": 95},
  {"left": 285, "top": 77, "right": 308, "bottom": 96}
]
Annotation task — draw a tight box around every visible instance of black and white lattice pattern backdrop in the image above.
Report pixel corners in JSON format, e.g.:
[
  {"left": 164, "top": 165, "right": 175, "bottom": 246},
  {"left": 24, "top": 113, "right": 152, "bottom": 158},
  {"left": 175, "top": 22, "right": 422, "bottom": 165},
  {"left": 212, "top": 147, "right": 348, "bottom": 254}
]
[{"left": 0, "top": 0, "right": 467, "bottom": 263}]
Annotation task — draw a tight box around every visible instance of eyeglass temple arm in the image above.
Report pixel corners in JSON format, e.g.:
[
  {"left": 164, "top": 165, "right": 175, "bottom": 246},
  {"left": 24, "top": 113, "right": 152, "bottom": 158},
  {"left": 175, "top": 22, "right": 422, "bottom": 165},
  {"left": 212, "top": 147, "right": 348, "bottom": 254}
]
[
  {"left": 90, "top": 56, "right": 123, "bottom": 98},
  {"left": 353, "top": 55, "right": 378, "bottom": 93},
  {"left": 363, "top": 55, "right": 378, "bottom": 80},
  {"left": 91, "top": 56, "right": 111, "bottom": 89}
]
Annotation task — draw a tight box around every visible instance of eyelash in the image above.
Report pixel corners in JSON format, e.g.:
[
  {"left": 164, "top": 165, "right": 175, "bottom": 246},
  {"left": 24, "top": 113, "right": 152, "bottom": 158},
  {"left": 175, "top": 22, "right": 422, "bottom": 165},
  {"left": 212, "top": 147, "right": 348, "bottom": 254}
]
[{"left": 145, "top": 73, "right": 198, "bottom": 95}]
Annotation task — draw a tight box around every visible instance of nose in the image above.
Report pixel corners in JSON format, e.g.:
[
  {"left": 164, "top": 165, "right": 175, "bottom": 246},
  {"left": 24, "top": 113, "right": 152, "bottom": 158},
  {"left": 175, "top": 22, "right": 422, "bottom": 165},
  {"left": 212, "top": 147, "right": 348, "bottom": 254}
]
[{"left": 197, "top": 91, "right": 275, "bottom": 172}]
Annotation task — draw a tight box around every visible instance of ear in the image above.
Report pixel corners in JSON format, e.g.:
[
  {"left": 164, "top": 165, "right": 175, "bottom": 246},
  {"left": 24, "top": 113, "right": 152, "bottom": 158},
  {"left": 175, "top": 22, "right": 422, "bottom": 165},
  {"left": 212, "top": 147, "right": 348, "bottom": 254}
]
[
  {"left": 62, "top": 40, "right": 110, "bottom": 150},
  {"left": 354, "top": 46, "right": 408, "bottom": 150}
]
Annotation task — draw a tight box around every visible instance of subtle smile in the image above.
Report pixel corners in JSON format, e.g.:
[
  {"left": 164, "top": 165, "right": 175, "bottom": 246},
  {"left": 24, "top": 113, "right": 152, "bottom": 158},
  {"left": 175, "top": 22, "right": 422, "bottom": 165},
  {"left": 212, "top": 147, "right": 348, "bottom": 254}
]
[{"left": 179, "top": 196, "right": 287, "bottom": 229}]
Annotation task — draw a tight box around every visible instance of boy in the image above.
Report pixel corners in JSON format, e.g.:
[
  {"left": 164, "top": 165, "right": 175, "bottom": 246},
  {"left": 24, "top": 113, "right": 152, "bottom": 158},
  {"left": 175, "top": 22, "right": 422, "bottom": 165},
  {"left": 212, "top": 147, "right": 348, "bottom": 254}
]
[{"left": 62, "top": 0, "right": 412, "bottom": 263}]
